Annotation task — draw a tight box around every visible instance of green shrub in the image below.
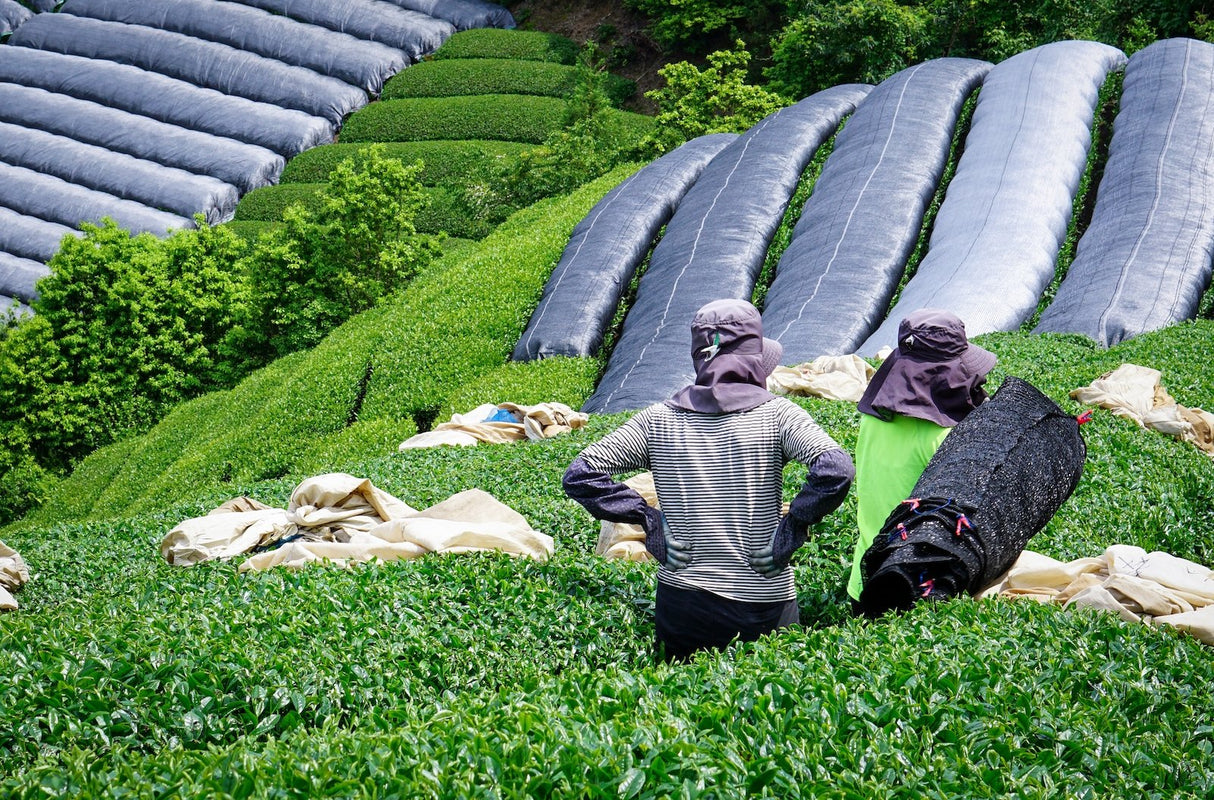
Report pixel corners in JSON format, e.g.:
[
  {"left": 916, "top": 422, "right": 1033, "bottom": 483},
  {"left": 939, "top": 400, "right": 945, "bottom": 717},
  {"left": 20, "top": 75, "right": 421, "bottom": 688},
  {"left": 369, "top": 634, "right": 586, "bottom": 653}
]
[
  {"left": 220, "top": 219, "right": 282, "bottom": 244},
  {"left": 430, "top": 27, "right": 579, "bottom": 64},
  {"left": 279, "top": 140, "right": 530, "bottom": 185},
  {"left": 286, "top": 417, "right": 419, "bottom": 477},
  {"left": 233, "top": 183, "right": 325, "bottom": 221},
  {"left": 238, "top": 146, "right": 442, "bottom": 361},
  {"left": 382, "top": 58, "right": 636, "bottom": 105},
  {"left": 339, "top": 95, "right": 573, "bottom": 144},
  {"left": 644, "top": 44, "right": 788, "bottom": 154}
]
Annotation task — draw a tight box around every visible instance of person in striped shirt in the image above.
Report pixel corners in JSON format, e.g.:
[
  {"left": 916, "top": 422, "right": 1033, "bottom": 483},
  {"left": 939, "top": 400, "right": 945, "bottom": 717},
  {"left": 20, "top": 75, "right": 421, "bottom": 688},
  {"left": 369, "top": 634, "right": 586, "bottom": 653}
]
[{"left": 564, "top": 299, "right": 854, "bottom": 661}]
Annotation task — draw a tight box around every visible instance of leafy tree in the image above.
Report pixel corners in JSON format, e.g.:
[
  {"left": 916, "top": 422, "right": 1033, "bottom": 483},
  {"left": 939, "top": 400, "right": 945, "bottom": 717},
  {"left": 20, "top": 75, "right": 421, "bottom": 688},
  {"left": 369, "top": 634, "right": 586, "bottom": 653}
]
[
  {"left": 766, "top": 0, "right": 931, "bottom": 99},
  {"left": 240, "top": 145, "right": 443, "bottom": 361},
  {"left": 624, "top": 0, "right": 785, "bottom": 53},
  {"left": 644, "top": 44, "right": 787, "bottom": 154},
  {"left": 0, "top": 219, "right": 251, "bottom": 522}
]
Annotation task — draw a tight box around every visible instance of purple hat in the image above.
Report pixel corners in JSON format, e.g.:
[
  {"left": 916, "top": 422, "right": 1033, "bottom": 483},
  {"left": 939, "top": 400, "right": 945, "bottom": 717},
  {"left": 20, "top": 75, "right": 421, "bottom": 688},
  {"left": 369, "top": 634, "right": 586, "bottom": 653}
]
[
  {"left": 666, "top": 299, "right": 781, "bottom": 414},
  {"left": 858, "top": 309, "right": 997, "bottom": 427}
]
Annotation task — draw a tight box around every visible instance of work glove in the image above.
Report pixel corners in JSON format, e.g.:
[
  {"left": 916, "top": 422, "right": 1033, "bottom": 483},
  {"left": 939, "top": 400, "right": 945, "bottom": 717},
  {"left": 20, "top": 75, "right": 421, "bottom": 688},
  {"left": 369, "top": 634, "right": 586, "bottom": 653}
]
[
  {"left": 750, "top": 516, "right": 807, "bottom": 578},
  {"left": 644, "top": 509, "right": 692, "bottom": 571}
]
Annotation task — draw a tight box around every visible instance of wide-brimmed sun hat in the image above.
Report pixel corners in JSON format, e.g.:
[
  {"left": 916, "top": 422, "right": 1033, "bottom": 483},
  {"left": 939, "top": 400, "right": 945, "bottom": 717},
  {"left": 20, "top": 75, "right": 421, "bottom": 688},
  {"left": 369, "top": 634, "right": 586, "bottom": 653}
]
[
  {"left": 666, "top": 299, "right": 781, "bottom": 414},
  {"left": 857, "top": 308, "right": 997, "bottom": 427}
]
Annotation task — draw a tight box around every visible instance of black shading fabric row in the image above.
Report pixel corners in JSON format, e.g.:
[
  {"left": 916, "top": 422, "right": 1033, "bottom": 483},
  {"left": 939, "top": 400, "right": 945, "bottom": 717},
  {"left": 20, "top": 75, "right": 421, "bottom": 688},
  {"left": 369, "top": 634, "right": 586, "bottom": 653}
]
[
  {"left": 8, "top": 13, "right": 369, "bottom": 125},
  {"left": 0, "top": 120, "right": 239, "bottom": 224},
  {"left": 0, "top": 0, "right": 31, "bottom": 36},
  {"left": 859, "top": 376, "right": 1085, "bottom": 618},
  {"left": 1036, "top": 38, "right": 1214, "bottom": 346},
  {"left": 761, "top": 58, "right": 991, "bottom": 363},
  {"left": 583, "top": 84, "right": 872, "bottom": 413},
  {"left": 859, "top": 40, "right": 1127, "bottom": 355},
  {"left": 512, "top": 133, "right": 737, "bottom": 362},
  {"left": 381, "top": 0, "right": 515, "bottom": 31},
  {"left": 0, "top": 162, "right": 192, "bottom": 237},
  {"left": 0, "top": 206, "right": 80, "bottom": 263},
  {"left": 0, "top": 82, "right": 284, "bottom": 194},
  {"left": 0, "top": 250, "right": 50, "bottom": 305},
  {"left": 58, "top": 0, "right": 409, "bottom": 95},
  {"left": 236, "top": 0, "right": 455, "bottom": 61},
  {"left": 0, "top": 47, "right": 333, "bottom": 158}
]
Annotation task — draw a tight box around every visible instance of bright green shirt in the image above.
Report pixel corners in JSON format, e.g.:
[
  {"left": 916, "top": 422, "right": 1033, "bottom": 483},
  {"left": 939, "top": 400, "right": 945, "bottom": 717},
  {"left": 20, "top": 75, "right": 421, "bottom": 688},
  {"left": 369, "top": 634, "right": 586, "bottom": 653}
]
[{"left": 847, "top": 413, "right": 950, "bottom": 600}]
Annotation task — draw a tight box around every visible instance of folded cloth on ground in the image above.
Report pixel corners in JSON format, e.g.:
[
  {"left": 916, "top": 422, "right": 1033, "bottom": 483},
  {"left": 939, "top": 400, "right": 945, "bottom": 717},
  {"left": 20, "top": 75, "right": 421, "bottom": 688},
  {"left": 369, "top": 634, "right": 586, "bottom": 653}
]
[
  {"left": 1, "top": 539, "right": 29, "bottom": 612},
  {"left": 1071, "top": 363, "right": 1214, "bottom": 456},
  {"left": 979, "top": 544, "right": 1214, "bottom": 646},
  {"left": 767, "top": 355, "right": 876, "bottom": 402},
  {"left": 595, "top": 472, "right": 659, "bottom": 562},
  {"left": 161, "top": 473, "right": 553, "bottom": 570},
  {"left": 399, "top": 402, "right": 588, "bottom": 450}
]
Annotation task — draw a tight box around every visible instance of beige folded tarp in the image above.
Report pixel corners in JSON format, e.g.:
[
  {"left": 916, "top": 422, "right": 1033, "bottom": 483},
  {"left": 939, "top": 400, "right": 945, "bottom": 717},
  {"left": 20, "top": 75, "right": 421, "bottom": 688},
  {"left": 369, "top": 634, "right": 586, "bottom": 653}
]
[
  {"left": 161, "top": 472, "right": 554, "bottom": 571},
  {"left": 399, "top": 402, "right": 588, "bottom": 450},
  {"left": 595, "top": 472, "right": 659, "bottom": 563},
  {"left": 768, "top": 354, "right": 876, "bottom": 403},
  {"left": 980, "top": 544, "right": 1214, "bottom": 646},
  {"left": 1071, "top": 363, "right": 1214, "bottom": 456},
  {"left": 1, "top": 539, "right": 29, "bottom": 612}
]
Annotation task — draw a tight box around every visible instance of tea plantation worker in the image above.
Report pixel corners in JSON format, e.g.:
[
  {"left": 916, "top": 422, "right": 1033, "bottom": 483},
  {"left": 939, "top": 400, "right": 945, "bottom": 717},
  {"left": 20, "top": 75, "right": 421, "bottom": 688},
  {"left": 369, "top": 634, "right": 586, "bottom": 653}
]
[
  {"left": 846, "top": 308, "right": 997, "bottom": 610},
  {"left": 563, "top": 298, "right": 854, "bottom": 661}
]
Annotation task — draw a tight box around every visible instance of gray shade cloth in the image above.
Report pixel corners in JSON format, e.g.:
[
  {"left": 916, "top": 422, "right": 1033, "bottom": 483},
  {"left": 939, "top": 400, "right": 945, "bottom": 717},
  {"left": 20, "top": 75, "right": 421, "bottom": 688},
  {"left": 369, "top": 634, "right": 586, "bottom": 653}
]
[
  {"left": 0, "top": 162, "right": 193, "bottom": 237},
  {"left": 0, "top": 47, "right": 333, "bottom": 157},
  {"left": 761, "top": 58, "right": 991, "bottom": 361},
  {"left": 379, "top": 0, "right": 515, "bottom": 31},
  {"left": 236, "top": 0, "right": 455, "bottom": 61},
  {"left": 858, "top": 40, "right": 1127, "bottom": 356},
  {"left": 0, "top": 120, "right": 239, "bottom": 224},
  {"left": 0, "top": 250, "right": 50, "bottom": 304},
  {"left": 0, "top": 205, "right": 81, "bottom": 262},
  {"left": 0, "top": 0, "right": 31, "bottom": 35},
  {"left": 58, "top": 0, "right": 409, "bottom": 95},
  {"left": 9, "top": 13, "right": 368, "bottom": 126},
  {"left": 512, "top": 133, "right": 737, "bottom": 361},
  {"left": 1035, "top": 38, "right": 1214, "bottom": 345},
  {"left": 0, "top": 294, "right": 33, "bottom": 319},
  {"left": 583, "top": 84, "right": 872, "bottom": 414},
  {"left": 0, "top": 82, "right": 284, "bottom": 194}
]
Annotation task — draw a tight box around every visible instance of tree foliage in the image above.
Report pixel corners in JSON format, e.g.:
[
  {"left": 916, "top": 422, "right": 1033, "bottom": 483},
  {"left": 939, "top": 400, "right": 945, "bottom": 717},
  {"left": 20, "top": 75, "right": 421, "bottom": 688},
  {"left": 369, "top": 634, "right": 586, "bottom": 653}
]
[
  {"left": 240, "top": 145, "right": 443, "bottom": 361},
  {"left": 644, "top": 44, "right": 787, "bottom": 153}
]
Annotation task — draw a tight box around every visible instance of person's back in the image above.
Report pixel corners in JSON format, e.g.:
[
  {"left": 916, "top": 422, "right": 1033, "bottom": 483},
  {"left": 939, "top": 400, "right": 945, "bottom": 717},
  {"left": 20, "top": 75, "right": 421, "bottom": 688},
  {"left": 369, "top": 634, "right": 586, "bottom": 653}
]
[
  {"left": 564, "top": 298, "right": 854, "bottom": 660},
  {"left": 847, "top": 309, "right": 997, "bottom": 606}
]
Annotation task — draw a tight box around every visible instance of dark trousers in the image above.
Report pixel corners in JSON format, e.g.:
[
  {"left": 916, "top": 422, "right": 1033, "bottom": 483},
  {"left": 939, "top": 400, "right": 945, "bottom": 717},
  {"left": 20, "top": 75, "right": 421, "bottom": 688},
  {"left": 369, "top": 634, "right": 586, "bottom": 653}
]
[{"left": 654, "top": 581, "right": 799, "bottom": 662}]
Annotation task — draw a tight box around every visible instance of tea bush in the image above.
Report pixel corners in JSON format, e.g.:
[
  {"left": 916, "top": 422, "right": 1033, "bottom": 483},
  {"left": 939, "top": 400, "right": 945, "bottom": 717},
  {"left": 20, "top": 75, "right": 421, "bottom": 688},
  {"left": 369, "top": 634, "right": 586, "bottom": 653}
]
[
  {"left": 278, "top": 140, "right": 530, "bottom": 185},
  {"left": 382, "top": 57, "right": 636, "bottom": 105},
  {"left": 340, "top": 95, "right": 653, "bottom": 146},
  {"left": 431, "top": 27, "right": 580, "bottom": 64}
]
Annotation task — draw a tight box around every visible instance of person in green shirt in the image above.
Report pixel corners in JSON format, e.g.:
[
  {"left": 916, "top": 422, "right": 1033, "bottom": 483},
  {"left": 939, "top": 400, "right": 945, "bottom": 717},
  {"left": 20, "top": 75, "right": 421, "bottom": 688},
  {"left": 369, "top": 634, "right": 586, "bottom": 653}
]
[{"left": 847, "top": 309, "right": 997, "bottom": 607}]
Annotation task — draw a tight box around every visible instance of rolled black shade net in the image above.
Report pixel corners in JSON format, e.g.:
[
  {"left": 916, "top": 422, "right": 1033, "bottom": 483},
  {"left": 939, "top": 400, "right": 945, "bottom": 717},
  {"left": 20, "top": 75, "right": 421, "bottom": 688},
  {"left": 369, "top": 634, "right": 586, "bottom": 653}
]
[
  {"left": 0, "top": 121, "right": 239, "bottom": 224},
  {"left": 761, "top": 58, "right": 991, "bottom": 362},
  {"left": 858, "top": 41, "right": 1127, "bottom": 356},
  {"left": 0, "top": 162, "right": 193, "bottom": 237},
  {"left": 0, "top": 48, "right": 332, "bottom": 157},
  {"left": 0, "top": 83, "right": 284, "bottom": 194},
  {"left": 57, "top": 0, "right": 409, "bottom": 95},
  {"left": 1035, "top": 38, "right": 1214, "bottom": 346},
  {"left": 235, "top": 0, "right": 456, "bottom": 61},
  {"left": 582, "top": 84, "right": 872, "bottom": 414},
  {"left": 0, "top": 251, "right": 51, "bottom": 305},
  {"left": 859, "top": 376, "right": 1086, "bottom": 618},
  {"left": 512, "top": 133, "right": 737, "bottom": 361},
  {"left": 0, "top": 206, "right": 81, "bottom": 263},
  {"left": 378, "top": 0, "right": 515, "bottom": 31},
  {"left": 1, "top": 0, "right": 31, "bottom": 36},
  {"left": 8, "top": 14, "right": 368, "bottom": 126}
]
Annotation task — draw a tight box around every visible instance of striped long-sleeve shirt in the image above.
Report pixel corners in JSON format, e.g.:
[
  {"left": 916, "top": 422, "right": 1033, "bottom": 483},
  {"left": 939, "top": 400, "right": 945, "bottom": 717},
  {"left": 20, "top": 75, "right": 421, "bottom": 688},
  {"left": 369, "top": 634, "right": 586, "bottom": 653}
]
[{"left": 566, "top": 397, "right": 851, "bottom": 603}]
